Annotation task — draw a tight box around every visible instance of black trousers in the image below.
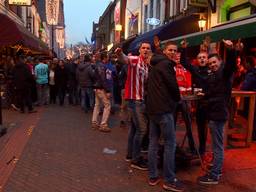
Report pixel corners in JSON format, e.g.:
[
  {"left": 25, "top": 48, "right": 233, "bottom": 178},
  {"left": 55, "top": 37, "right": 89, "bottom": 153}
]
[
  {"left": 49, "top": 84, "right": 57, "bottom": 104},
  {"left": 57, "top": 86, "right": 66, "bottom": 106},
  {"left": 16, "top": 88, "right": 33, "bottom": 112},
  {"left": 196, "top": 102, "right": 208, "bottom": 155}
]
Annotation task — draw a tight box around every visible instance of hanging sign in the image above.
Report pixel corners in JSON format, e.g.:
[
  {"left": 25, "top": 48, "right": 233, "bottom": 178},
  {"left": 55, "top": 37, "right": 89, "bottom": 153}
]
[
  {"left": 146, "top": 18, "right": 161, "bottom": 26},
  {"left": 46, "top": 0, "right": 60, "bottom": 25},
  {"left": 8, "top": 0, "right": 31, "bottom": 6}
]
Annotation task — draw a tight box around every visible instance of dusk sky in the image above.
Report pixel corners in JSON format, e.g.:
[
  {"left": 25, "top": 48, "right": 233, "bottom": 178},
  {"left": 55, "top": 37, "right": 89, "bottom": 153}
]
[{"left": 64, "top": 0, "right": 111, "bottom": 45}]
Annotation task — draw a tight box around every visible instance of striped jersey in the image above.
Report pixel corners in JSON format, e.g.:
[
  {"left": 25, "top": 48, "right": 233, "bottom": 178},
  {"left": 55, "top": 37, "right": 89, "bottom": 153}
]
[{"left": 124, "top": 56, "right": 148, "bottom": 100}]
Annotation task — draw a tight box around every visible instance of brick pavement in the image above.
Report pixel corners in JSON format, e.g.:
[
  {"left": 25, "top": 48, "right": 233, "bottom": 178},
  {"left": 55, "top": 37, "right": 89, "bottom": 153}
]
[{"left": 0, "top": 105, "right": 256, "bottom": 192}]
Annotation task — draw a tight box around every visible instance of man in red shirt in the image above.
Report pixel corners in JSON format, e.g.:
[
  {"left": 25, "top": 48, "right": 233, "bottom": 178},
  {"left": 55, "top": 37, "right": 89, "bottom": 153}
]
[{"left": 115, "top": 41, "right": 151, "bottom": 170}]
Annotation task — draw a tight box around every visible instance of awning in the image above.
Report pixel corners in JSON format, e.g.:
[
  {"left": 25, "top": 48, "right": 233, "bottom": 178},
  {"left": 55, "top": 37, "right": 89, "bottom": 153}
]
[
  {"left": 110, "top": 34, "right": 138, "bottom": 54},
  {"left": 128, "top": 15, "right": 200, "bottom": 53},
  {"left": 0, "top": 13, "right": 49, "bottom": 53},
  {"left": 163, "top": 14, "right": 256, "bottom": 47}
]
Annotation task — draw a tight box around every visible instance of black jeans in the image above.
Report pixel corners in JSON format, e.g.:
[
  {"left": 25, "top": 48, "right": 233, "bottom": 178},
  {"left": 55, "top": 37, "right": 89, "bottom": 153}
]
[
  {"left": 16, "top": 88, "right": 33, "bottom": 112},
  {"left": 196, "top": 101, "right": 208, "bottom": 155},
  {"left": 57, "top": 86, "right": 66, "bottom": 106},
  {"left": 49, "top": 84, "right": 57, "bottom": 104}
]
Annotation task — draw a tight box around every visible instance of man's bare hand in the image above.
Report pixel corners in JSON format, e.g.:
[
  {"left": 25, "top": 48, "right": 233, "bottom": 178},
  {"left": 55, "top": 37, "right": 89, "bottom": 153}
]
[
  {"left": 235, "top": 39, "right": 244, "bottom": 51},
  {"left": 222, "top": 39, "right": 233, "bottom": 49},
  {"left": 115, "top": 47, "right": 123, "bottom": 56},
  {"left": 180, "top": 39, "right": 188, "bottom": 49}
]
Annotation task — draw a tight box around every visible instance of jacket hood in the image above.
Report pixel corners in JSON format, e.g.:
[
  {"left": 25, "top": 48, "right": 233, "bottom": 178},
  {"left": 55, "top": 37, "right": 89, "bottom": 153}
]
[
  {"left": 78, "top": 62, "right": 90, "bottom": 71},
  {"left": 150, "top": 54, "right": 169, "bottom": 66}
]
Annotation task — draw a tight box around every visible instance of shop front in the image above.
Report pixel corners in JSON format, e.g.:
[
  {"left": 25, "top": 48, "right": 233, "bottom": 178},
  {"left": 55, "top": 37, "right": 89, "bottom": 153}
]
[{"left": 0, "top": 13, "right": 49, "bottom": 56}]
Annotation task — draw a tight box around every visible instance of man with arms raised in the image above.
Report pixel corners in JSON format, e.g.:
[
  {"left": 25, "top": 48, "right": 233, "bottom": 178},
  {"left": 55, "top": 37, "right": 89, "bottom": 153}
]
[{"left": 115, "top": 42, "right": 151, "bottom": 170}]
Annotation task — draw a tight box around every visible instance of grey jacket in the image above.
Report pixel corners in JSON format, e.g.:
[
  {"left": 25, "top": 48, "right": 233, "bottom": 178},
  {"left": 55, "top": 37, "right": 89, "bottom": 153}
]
[{"left": 76, "top": 62, "right": 95, "bottom": 88}]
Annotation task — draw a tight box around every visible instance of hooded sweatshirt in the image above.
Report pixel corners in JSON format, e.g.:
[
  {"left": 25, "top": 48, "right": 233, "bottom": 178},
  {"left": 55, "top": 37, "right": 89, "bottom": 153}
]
[
  {"left": 76, "top": 62, "right": 94, "bottom": 88},
  {"left": 146, "top": 54, "right": 181, "bottom": 115}
]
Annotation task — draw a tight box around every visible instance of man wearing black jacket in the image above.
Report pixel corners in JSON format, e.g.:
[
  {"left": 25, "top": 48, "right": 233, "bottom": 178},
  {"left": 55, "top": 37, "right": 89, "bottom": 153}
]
[
  {"left": 193, "top": 52, "right": 209, "bottom": 156},
  {"left": 146, "top": 42, "right": 184, "bottom": 192},
  {"left": 180, "top": 39, "right": 240, "bottom": 185},
  {"left": 12, "top": 55, "right": 36, "bottom": 113}
]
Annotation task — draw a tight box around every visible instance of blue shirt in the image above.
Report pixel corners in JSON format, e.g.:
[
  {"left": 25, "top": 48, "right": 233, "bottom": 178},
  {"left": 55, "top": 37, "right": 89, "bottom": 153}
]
[
  {"left": 105, "top": 62, "right": 116, "bottom": 89},
  {"left": 35, "top": 63, "right": 48, "bottom": 84}
]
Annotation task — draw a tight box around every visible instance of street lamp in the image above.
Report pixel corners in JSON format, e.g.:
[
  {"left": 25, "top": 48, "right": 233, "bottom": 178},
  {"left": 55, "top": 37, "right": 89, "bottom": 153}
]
[
  {"left": 115, "top": 24, "right": 122, "bottom": 31},
  {"left": 198, "top": 17, "right": 206, "bottom": 31}
]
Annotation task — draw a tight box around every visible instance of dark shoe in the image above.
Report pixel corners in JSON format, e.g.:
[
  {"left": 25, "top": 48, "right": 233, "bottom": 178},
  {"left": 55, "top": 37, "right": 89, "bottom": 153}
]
[
  {"left": 130, "top": 159, "right": 148, "bottom": 171},
  {"left": 148, "top": 177, "right": 161, "bottom": 186},
  {"left": 99, "top": 124, "right": 111, "bottom": 133},
  {"left": 11, "top": 104, "right": 19, "bottom": 111},
  {"left": 198, "top": 174, "right": 219, "bottom": 185},
  {"left": 91, "top": 122, "right": 99, "bottom": 130},
  {"left": 141, "top": 149, "right": 148, "bottom": 153},
  {"left": 205, "top": 168, "right": 223, "bottom": 178},
  {"left": 0, "top": 128, "right": 7, "bottom": 137},
  {"left": 28, "top": 109, "right": 37, "bottom": 113},
  {"left": 125, "top": 155, "right": 132, "bottom": 162},
  {"left": 120, "top": 121, "right": 126, "bottom": 128},
  {"left": 163, "top": 178, "right": 184, "bottom": 192}
]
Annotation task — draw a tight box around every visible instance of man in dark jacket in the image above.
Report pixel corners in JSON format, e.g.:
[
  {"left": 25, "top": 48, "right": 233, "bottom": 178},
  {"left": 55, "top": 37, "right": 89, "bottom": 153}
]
[
  {"left": 181, "top": 39, "right": 240, "bottom": 185},
  {"left": 76, "top": 54, "right": 95, "bottom": 112},
  {"left": 91, "top": 52, "right": 111, "bottom": 132},
  {"left": 12, "top": 55, "right": 36, "bottom": 113},
  {"left": 192, "top": 52, "right": 209, "bottom": 156},
  {"left": 146, "top": 41, "right": 184, "bottom": 192},
  {"left": 55, "top": 60, "right": 69, "bottom": 106},
  {"left": 67, "top": 59, "right": 79, "bottom": 105}
]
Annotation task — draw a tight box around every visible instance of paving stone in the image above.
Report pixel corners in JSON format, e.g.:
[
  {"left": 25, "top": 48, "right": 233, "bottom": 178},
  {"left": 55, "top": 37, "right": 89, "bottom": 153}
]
[{"left": 0, "top": 105, "right": 255, "bottom": 192}]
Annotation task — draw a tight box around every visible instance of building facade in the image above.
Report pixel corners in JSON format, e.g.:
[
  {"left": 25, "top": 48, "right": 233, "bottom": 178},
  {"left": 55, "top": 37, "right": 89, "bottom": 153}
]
[
  {"left": 0, "top": 0, "right": 49, "bottom": 54},
  {"left": 94, "top": 0, "right": 256, "bottom": 55}
]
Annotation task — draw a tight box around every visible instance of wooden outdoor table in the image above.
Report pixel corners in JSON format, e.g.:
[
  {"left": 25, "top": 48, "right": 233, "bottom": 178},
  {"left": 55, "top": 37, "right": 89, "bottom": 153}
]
[
  {"left": 181, "top": 94, "right": 201, "bottom": 101},
  {"left": 226, "top": 90, "right": 256, "bottom": 147}
]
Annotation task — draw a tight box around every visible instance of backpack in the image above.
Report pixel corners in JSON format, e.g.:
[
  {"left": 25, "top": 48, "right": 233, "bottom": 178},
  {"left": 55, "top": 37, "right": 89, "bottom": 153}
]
[{"left": 91, "top": 63, "right": 106, "bottom": 89}]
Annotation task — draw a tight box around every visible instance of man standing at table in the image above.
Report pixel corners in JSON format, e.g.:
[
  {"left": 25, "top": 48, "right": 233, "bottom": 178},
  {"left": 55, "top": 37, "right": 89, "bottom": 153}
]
[
  {"left": 146, "top": 41, "right": 184, "bottom": 191},
  {"left": 180, "top": 39, "right": 241, "bottom": 185}
]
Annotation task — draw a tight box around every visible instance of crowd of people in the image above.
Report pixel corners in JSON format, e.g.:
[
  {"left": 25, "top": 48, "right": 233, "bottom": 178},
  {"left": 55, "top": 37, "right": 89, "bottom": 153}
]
[{"left": 0, "top": 37, "right": 255, "bottom": 191}]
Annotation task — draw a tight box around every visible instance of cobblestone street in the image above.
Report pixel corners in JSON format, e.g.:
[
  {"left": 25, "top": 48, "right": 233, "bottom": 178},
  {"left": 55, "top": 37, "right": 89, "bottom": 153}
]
[{"left": 0, "top": 105, "right": 255, "bottom": 192}]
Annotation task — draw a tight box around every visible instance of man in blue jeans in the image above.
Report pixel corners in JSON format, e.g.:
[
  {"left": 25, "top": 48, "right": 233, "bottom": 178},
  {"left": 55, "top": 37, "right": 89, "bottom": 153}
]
[
  {"left": 146, "top": 41, "right": 184, "bottom": 191},
  {"left": 180, "top": 39, "right": 242, "bottom": 185},
  {"left": 115, "top": 41, "right": 151, "bottom": 170}
]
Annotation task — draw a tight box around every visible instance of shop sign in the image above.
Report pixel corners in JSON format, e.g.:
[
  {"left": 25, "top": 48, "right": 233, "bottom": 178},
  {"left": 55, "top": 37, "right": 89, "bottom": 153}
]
[
  {"left": 46, "top": 0, "right": 60, "bottom": 25},
  {"left": 146, "top": 18, "right": 161, "bottom": 26},
  {"left": 188, "top": 0, "right": 208, "bottom": 7},
  {"left": 8, "top": 0, "right": 31, "bottom": 6}
]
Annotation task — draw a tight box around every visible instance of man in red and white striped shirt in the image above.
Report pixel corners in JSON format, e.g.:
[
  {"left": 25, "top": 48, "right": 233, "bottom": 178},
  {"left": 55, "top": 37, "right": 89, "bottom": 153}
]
[
  {"left": 124, "top": 55, "right": 148, "bottom": 100},
  {"left": 116, "top": 42, "right": 151, "bottom": 170}
]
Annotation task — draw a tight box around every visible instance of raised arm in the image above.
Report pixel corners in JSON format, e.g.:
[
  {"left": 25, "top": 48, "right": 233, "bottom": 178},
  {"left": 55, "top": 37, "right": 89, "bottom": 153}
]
[
  {"left": 222, "top": 39, "right": 241, "bottom": 78},
  {"left": 115, "top": 48, "right": 129, "bottom": 65},
  {"left": 180, "top": 41, "right": 205, "bottom": 80}
]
